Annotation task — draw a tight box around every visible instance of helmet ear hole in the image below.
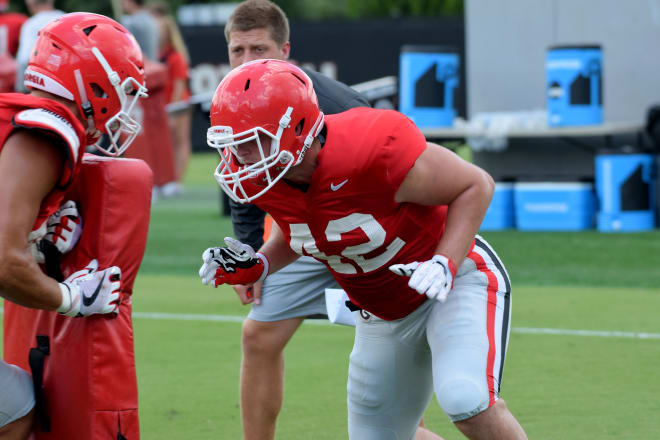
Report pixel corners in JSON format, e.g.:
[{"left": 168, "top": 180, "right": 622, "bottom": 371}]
[
  {"left": 295, "top": 118, "right": 305, "bottom": 136},
  {"left": 90, "top": 83, "right": 107, "bottom": 98}
]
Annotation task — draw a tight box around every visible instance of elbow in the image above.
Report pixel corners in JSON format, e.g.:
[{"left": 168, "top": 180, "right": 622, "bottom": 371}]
[
  {"left": 479, "top": 170, "right": 495, "bottom": 202},
  {"left": 0, "top": 249, "right": 23, "bottom": 291}
]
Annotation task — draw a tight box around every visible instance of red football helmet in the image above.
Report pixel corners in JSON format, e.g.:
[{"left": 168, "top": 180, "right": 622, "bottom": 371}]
[
  {"left": 24, "top": 12, "right": 147, "bottom": 156},
  {"left": 207, "top": 59, "right": 324, "bottom": 203}
]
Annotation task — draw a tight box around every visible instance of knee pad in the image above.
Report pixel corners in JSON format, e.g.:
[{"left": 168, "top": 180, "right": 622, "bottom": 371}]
[{"left": 436, "top": 377, "right": 489, "bottom": 421}]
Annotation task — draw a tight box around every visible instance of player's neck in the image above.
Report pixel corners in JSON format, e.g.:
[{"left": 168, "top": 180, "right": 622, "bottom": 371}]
[
  {"left": 29, "top": 90, "right": 84, "bottom": 125},
  {"left": 283, "top": 138, "right": 320, "bottom": 185}
]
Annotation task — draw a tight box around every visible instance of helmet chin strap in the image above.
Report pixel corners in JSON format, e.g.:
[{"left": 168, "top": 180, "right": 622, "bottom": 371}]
[
  {"left": 274, "top": 107, "right": 293, "bottom": 162},
  {"left": 92, "top": 47, "right": 124, "bottom": 105},
  {"left": 73, "top": 48, "right": 123, "bottom": 135},
  {"left": 73, "top": 69, "right": 96, "bottom": 133},
  {"left": 295, "top": 111, "right": 325, "bottom": 166}
]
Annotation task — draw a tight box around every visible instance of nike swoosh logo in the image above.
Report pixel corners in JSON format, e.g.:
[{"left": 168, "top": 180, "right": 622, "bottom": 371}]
[
  {"left": 83, "top": 277, "right": 103, "bottom": 307},
  {"left": 330, "top": 179, "right": 349, "bottom": 191}
]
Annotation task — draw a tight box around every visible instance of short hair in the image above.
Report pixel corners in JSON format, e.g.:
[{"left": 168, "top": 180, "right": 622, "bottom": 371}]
[{"left": 224, "top": 0, "right": 289, "bottom": 47}]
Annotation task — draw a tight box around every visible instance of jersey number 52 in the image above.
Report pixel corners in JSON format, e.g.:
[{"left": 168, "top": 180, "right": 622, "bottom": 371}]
[{"left": 288, "top": 213, "right": 405, "bottom": 274}]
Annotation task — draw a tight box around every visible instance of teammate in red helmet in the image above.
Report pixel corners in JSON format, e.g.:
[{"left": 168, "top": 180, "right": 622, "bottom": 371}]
[{"left": 0, "top": 12, "right": 147, "bottom": 439}]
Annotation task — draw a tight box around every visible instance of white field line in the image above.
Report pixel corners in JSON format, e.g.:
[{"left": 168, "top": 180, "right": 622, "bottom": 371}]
[
  {"left": 511, "top": 326, "right": 660, "bottom": 340},
  {"left": 2, "top": 308, "right": 658, "bottom": 340}
]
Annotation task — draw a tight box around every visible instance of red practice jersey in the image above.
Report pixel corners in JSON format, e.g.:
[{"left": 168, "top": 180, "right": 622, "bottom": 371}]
[
  {"left": 0, "top": 12, "right": 27, "bottom": 57},
  {"left": 254, "top": 108, "right": 450, "bottom": 320},
  {"left": 160, "top": 46, "right": 190, "bottom": 104},
  {"left": 0, "top": 93, "right": 86, "bottom": 236}
]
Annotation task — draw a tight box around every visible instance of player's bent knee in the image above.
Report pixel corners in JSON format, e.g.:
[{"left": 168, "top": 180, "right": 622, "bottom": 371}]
[
  {"left": 241, "top": 320, "right": 285, "bottom": 356},
  {"left": 436, "top": 377, "right": 489, "bottom": 422},
  {"left": 241, "top": 321, "right": 270, "bottom": 353}
]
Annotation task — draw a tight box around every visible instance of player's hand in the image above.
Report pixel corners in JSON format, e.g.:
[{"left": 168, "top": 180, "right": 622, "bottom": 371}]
[
  {"left": 44, "top": 200, "right": 83, "bottom": 254},
  {"left": 389, "top": 255, "right": 457, "bottom": 302},
  {"left": 57, "top": 259, "right": 121, "bottom": 317},
  {"left": 199, "top": 237, "right": 269, "bottom": 287},
  {"left": 233, "top": 280, "right": 264, "bottom": 305}
]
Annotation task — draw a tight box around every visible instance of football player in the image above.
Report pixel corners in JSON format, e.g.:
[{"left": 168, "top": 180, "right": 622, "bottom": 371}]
[
  {"left": 201, "top": 60, "right": 528, "bottom": 439},
  {"left": 220, "top": 2, "right": 441, "bottom": 439},
  {"left": 0, "top": 0, "right": 27, "bottom": 58},
  {"left": 0, "top": 12, "right": 146, "bottom": 439}
]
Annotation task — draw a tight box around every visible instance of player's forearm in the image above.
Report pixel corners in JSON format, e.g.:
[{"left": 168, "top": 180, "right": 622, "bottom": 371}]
[
  {"left": 435, "top": 171, "right": 494, "bottom": 265},
  {"left": 0, "top": 247, "right": 62, "bottom": 310},
  {"left": 260, "top": 245, "right": 299, "bottom": 274},
  {"left": 258, "top": 223, "right": 298, "bottom": 274}
]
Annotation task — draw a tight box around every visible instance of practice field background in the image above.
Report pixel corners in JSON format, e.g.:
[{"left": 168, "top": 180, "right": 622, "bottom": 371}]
[{"left": 3, "top": 153, "right": 660, "bottom": 439}]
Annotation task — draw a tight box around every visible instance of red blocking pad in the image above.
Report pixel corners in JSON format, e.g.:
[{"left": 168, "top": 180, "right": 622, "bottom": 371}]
[{"left": 3, "top": 154, "right": 152, "bottom": 439}]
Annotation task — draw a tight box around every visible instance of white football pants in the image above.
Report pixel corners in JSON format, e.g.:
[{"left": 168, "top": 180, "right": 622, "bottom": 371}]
[{"left": 347, "top": 236, "right": 512, "bottom": 439}]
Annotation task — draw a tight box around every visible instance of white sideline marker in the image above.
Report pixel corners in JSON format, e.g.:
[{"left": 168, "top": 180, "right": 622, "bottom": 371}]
[{"left": 1, "top": 308, "right": 658, "bottom": 340}]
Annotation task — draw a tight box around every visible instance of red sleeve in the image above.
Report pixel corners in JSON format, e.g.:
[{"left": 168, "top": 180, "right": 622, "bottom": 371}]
[
  {"left": 0, "top": 13, "right": 27, "bottom": 56},
  {"left": 365, "top": 111, "right": 427, "bottom": 194},
  {"left": 168, "top": 52, "right": 189, "bottom": 81}
]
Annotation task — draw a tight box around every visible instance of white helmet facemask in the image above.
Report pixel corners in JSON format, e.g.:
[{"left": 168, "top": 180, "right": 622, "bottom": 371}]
[
  {"left": 207, "top": 107, "right": 324, "bottom": 203},
  {"left": 75, "top": 47, "right": 148, "bottom": 156},
  {"left": 207, "top": 108, "right": 294, "bottom": 203}
]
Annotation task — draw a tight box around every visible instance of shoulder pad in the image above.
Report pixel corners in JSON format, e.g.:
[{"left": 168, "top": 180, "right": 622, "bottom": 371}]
[{"left": 14, "top": 108, "right": 81, "bottom": 161}]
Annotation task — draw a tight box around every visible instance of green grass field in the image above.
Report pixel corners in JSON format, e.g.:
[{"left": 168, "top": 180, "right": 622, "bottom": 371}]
[{"left": 4, "top": 153, "right": 660, "bottom": 439}]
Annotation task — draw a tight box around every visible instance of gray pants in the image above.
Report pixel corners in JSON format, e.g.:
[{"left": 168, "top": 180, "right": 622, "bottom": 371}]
[
  {"left": 0, "top": 360, "right": 34, "bottom": 427},
  {"left": 248, "top": 256, "right": 338, "bottom": 321}
]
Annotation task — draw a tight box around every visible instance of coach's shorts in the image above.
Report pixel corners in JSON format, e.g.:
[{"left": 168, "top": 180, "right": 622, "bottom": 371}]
[
  {"left": 248, "top": 256, "right": 338, "bottom": 322},
  {"left": 347, "top": 236, "right": 512, "bottom": 439},
  {"left": 0, "top": 360, "right": 35, "bottom": 427}
]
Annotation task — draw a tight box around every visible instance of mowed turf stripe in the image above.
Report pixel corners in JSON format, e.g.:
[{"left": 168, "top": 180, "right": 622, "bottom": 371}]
[{"left": 3, "top": 309, "right": 659, "bottom": 339}]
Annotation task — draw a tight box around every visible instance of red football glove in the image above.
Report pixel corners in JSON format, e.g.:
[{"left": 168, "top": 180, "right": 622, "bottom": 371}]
[{"left": 199, "top": 237, "right": 269, "bottom": 287}]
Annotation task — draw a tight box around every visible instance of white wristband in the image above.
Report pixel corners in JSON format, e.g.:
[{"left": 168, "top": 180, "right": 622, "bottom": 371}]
[
  {"left": 57, "top": 283, "right": 78, "bottom": 316},
  {"left": 256, "top": 252, "right": 269, "bottom": 283}
]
